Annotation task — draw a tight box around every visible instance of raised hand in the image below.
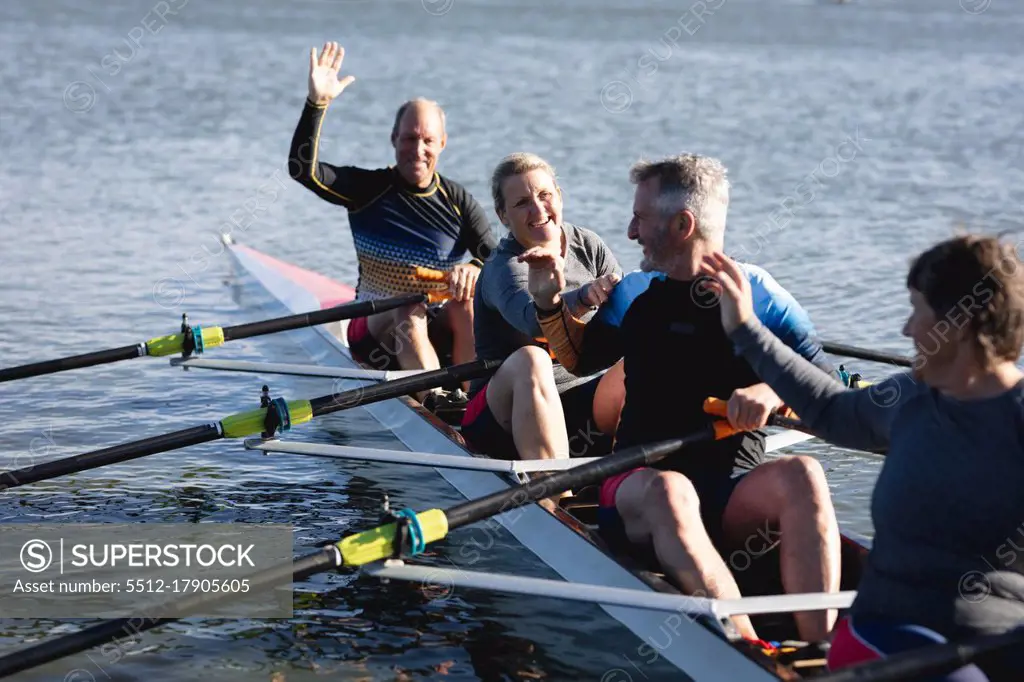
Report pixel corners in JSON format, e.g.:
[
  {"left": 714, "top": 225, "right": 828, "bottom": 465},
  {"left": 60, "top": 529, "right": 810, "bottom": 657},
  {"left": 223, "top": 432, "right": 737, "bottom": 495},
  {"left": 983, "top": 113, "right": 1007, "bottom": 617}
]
[
  {"left": 518, "top": 247, "right": 566, "bottom": 310},
  {"left": 308, "top": 42, "right": 356, "bottom": 105},
  {"left": 698, "top": 251, "right": 754, "bottom": 334}
]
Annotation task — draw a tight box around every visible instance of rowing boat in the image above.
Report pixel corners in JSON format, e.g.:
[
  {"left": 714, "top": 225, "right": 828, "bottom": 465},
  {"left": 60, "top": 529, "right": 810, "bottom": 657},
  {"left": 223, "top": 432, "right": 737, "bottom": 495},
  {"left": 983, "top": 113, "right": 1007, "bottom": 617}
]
[{"left": 220, "top": 233, "right": 871, "bottom": 680}]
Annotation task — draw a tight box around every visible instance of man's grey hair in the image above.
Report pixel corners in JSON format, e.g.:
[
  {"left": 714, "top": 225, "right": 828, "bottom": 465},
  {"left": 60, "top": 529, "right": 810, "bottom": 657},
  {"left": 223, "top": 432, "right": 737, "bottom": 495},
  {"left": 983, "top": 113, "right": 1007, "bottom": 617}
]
[
  {"left": 490, "top": 152, "right": 558, "bottom": 214},
  {"left": 390, "top": 98, "right": 447, "bottom": 140},
  {"left": 629, "top": 154, "right": 729, "bottom": 243}
]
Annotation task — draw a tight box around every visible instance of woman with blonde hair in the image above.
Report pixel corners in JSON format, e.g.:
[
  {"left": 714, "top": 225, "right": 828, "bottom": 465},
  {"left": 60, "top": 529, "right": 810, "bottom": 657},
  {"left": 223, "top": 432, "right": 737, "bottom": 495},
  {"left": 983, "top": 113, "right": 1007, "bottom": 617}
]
[{"left": 461, "top": 153, "right": 625, "bottom": 470}]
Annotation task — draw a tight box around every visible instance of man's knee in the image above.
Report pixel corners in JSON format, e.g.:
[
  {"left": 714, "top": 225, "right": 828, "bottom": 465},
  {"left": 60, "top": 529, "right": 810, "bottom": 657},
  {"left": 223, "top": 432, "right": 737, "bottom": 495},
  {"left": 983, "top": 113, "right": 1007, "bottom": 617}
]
[
  {"left": 390, "top": 303, "right": 431, "bottom": 338},
  {"left": 488, "top": 346, "right": 556, "bottom": 417},
  {"left": 774, "top": 455, "right": 828, "bottom": 498},
  {"left": 368, "top": 302, "right": 426, "bottom": 338},
  {"left": 507, "top": 345, "right": 555, "bottom": 375},
  {"left": 645, "top": 472, "right": 701, "bottom": 527}
]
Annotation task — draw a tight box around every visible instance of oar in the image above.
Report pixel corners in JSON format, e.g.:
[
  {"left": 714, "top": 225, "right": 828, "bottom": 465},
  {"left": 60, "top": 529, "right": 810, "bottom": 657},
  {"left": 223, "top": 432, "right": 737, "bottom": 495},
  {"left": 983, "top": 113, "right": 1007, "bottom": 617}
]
[
  {"left": 0, "top": 292, "right": 436, "bottom": 384},
  {"left": 0, "top": 426, "right": 739, "bottom": 679},
  {"left": 0, "top": 359, "right": 500, "bottom": 491},
  {"left": 703, "top": 397, "right": 815, "bottom": 435},
  {"left": 821, "top": 342, "right": 912, "bottom": 368},
  {"left": 414, "top": 266, "right": 448, "bottom": 283},
  {"left": 815, "top": 625, "right": 1024, "bottom": 682}
]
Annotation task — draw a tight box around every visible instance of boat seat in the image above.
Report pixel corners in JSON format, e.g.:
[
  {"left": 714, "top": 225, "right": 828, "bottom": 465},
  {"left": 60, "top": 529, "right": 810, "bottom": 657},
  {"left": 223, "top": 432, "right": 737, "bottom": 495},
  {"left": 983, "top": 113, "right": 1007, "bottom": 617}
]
[{"left": 558, "top": 485, "right": 600, "bottom": 515}]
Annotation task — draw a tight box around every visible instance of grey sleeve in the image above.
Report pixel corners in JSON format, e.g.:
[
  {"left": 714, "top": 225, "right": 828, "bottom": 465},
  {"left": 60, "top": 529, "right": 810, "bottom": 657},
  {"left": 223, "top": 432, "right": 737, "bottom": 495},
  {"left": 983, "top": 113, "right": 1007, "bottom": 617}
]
[
  {"left": 594, "top": 236, "right": 624, "bottom": 280},
  {"left": 730, "top": 319, "right": 918, "bottom": 452},
  {"left": 479, "top": 258, "right": 544, "bottom": 337}
]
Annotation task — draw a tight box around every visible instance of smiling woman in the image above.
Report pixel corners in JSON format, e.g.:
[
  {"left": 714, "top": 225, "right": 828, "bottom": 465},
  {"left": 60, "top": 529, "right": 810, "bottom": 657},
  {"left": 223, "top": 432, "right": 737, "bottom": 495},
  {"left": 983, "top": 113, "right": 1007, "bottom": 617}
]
[
  {"left": 462, "top": 152, "right": 626, "bottom": 482},
  {"left": 701, "top": 236, "right": 1024, "bottom": 681}
]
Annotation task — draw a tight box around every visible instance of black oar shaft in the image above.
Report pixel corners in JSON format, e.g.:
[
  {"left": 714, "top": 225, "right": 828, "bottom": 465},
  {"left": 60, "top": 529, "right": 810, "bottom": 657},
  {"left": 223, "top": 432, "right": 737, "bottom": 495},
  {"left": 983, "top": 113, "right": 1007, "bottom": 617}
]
[
  {"left": 0, "top": 430, "right": 722, "bottom": 678},
  {"left": 309, "top": 358, "right": 502, "bottom": 416},
  {"left": 0, "top": 293, "right": 433, "bottom": 384},
  {"left": 445, "top": 435, "right": 700, "bottom": 529},
  {"left": 0, "top": 617, "right": 172, "bottom": 679},
  {"left": 0, "top": 360, "right": 498, "bottom": 493},
  {"left": 222, "top": 293, "right": 426, "bottom": 342},
  {"left": 0, "top": 547, "right": 339, "bottom": 679},
  {"left": 0, "top": 344, "right": 142, "bottom": 383},
  {"left": 0, "top": 424, "right": 220, "bottom": 492},
  {"left": 769, "top": 413, "right": 813, "bottom": 434},
  {"left": 822, "top": 342, "right": 912, "bottom": 368}
]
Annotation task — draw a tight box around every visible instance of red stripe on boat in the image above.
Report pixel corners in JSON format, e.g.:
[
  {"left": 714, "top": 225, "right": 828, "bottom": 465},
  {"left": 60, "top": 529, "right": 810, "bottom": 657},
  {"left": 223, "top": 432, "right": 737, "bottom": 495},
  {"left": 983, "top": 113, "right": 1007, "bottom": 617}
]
[{"left": 235, "top": 244, "right": 356, "bottom": 309}]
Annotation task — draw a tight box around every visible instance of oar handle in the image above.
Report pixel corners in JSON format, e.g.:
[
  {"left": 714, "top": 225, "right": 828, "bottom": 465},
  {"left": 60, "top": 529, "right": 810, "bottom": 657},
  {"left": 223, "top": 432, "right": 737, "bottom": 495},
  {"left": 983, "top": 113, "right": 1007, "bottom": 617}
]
[
  {"left": 426, "top": 291, "right": 449, "bottom": 304},
  {"left": 703, "top": 397, "right": 728, "bottom": 417},
  {"left": 702, "top": 397, "right": 806, "bottom": 433},
  {"left": 712, "top": 420, "right": 741, "bottom": 439},
  {"left": 415, "top": 266, "right": 447, "bottom": 282}
]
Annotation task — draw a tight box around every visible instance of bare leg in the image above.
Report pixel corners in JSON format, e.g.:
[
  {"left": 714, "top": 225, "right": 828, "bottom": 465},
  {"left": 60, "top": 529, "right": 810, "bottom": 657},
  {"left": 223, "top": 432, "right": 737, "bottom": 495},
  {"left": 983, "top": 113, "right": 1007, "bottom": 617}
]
[
  {"left": 616, "top": 469, "right": 758, "bottom": 640},
  {"left": 439, "top": 298, "right": 476, "bottom": 391},
  {"left": 720, "top": 455, "right": 840, "bottom": 642},
  {"left": 485, "top": 346, "right": 569, "bottom": 461},
  {"left": 366, "top": 303, "right": 440, "bottom": 401},
  {"left": 485, "top": 346, "right": 570, "bottom": 511},
  {"left": 591, "top": 359, "right": 626, "bottom": 435}
]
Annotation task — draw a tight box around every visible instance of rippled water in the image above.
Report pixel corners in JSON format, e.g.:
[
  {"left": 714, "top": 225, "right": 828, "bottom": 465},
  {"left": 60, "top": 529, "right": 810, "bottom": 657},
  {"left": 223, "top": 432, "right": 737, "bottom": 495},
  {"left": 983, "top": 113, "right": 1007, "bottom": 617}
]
[{"left": 1, "top": 0, "right": 1023, "bottom": 679}]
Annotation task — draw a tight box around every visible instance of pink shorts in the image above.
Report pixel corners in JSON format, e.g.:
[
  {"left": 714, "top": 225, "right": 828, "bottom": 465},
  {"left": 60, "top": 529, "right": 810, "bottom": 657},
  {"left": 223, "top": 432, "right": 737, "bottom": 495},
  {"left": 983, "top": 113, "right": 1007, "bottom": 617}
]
[{"left": 598, "top": 468, "right": 645, "bottom": 508}]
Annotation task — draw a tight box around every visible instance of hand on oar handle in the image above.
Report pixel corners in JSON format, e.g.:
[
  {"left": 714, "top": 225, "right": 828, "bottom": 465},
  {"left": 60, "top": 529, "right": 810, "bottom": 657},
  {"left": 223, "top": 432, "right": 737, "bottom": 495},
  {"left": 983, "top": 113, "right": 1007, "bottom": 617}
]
[
  {"left": 414, "top": 268, "right": 449, "bottom": 304},
  {"left": 415, "top": 265, "right": 478, "bottom": 303},
  {"left": 704, "top": 396, "right": 801, "bottom": 431},
  {"left": 446, "top": 264, "right": 479, "bottom": 303},
  {"left": 426, "top": 291, "right": 449, "bottom": 304}
]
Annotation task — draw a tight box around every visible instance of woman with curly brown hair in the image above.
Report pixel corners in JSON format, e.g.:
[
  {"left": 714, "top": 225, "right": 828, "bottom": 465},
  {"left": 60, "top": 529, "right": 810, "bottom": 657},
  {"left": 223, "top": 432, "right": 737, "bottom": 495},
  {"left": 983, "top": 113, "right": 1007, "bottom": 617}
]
[{"left": 702, "top": 235, "right": 1024, "bottom": 681}]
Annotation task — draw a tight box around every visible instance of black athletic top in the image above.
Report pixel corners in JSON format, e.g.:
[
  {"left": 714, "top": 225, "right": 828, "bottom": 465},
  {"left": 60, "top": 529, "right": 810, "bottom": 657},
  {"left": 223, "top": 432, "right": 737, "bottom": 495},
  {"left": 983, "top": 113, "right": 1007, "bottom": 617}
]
[
  {"left": 539, "top": 268, "right": 836, "bottom": 482},
  {"left": 289, "top": 99, "right": 497, "bottom": 301}
]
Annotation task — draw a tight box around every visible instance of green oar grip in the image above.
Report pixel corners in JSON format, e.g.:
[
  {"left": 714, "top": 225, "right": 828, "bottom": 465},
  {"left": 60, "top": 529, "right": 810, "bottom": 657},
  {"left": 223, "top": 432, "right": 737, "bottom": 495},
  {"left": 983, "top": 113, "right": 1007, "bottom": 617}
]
[
  {"left": 220, "top": 400, "right": 313, "bottom": 438},
  {"left": 146, "top": 327, "right": 226, "bottom": 357},
  {"left": 337, "top": 509, "right": 448, "bottom": 566}
]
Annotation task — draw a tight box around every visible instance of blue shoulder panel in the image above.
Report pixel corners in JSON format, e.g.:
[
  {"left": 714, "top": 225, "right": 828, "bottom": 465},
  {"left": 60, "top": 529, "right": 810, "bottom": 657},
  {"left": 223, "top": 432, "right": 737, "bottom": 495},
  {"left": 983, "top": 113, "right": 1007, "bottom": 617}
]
[
  {"left": 595, "top": 270, "right": 663, "bottom": 328},
  {"left": 739, "top": 262, "right": 826, "bottom": 365}
]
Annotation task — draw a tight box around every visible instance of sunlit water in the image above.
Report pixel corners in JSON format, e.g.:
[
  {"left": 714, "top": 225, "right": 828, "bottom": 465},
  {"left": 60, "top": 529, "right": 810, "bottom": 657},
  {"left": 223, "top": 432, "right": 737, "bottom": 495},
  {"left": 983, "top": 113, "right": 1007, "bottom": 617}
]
[{"left": 1, "top": 0, "right": 1023, "bottom": 678}]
